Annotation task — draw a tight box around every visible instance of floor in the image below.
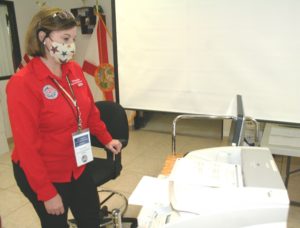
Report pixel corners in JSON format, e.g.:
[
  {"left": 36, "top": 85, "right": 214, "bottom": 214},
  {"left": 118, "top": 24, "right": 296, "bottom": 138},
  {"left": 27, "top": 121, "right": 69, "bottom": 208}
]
[{"left": 0, "top": 115, "right": 300, "bottom": 227}]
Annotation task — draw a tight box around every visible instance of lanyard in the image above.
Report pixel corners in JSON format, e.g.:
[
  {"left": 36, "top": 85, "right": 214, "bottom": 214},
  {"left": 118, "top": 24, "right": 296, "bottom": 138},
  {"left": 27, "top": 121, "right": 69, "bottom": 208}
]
[{"left": 52, "top": 76, "right": 82, "bottom": 131}]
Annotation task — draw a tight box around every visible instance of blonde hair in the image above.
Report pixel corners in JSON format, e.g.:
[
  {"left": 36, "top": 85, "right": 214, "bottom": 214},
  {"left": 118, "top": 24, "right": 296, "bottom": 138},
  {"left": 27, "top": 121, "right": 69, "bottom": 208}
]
[{"left": 25, "top": 7, "right": 76, "bottom": 57}]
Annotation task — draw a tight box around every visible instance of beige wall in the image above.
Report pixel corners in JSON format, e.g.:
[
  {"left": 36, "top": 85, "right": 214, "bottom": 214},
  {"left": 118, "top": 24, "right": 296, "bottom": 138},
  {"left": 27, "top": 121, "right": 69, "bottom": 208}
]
[
  {"left": 12, "top": 0, "right": 112, "bottom": 65},
  {"left": 0, "top": 0, "right": 113, "bottom": 153}
]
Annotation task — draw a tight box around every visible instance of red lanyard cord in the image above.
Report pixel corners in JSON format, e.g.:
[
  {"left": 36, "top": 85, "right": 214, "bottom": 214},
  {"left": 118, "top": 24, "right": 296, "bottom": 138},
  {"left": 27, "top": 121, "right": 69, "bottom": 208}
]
[{"left": 52, "top": 76, "right": 82, "bottom": 131}]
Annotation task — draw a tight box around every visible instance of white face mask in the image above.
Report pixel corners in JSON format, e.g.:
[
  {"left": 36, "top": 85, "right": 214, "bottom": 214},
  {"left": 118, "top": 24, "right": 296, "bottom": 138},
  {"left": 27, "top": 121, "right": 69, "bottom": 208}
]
[{"left": 49, "top": 41, "right": 76, "bottom": 64}]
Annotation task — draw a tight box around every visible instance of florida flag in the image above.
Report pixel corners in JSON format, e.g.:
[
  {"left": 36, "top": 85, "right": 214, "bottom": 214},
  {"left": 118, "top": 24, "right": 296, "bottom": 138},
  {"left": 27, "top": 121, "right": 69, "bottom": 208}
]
[{"left": 82, "top": 14, "right": 115, "bottom": 102}]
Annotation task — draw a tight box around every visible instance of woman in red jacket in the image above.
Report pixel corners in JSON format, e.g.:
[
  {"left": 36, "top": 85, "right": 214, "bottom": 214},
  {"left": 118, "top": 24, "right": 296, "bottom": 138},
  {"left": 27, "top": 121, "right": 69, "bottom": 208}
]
[{"left": 6, "top": 7, "right": 121, "bottom": 228}]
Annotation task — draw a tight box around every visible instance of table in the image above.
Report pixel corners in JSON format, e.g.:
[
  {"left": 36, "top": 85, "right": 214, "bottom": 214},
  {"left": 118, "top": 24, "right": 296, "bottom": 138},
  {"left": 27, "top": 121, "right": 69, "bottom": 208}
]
[{"left": 261, "top": 123, "right": 300, "bottom": 206}]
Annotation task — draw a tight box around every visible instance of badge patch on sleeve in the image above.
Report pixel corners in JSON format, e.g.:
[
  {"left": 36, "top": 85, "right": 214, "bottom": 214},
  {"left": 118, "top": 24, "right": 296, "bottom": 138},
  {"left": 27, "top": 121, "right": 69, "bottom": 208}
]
[{"left": 43, "top": 85, "right": 58, "bottom": 99}]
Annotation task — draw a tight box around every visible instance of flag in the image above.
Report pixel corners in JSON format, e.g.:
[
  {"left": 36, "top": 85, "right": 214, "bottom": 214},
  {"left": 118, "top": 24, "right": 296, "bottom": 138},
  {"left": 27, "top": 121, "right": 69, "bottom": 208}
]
[
  {"left": 82, "top": 13, "right": 115, "bottom": 102},
  {"left": 82, "top": 13, "right": 136, "bottom": 126}
]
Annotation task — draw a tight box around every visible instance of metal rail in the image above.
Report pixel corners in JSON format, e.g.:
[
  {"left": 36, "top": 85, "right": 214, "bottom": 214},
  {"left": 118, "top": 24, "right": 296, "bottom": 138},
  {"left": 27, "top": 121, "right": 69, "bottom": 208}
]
[
  {"left": 171, "top": 114, "right": 260, "bottom": 155},
  {"left": 172, "top": 114, "right": 234, "bottom": 155}
]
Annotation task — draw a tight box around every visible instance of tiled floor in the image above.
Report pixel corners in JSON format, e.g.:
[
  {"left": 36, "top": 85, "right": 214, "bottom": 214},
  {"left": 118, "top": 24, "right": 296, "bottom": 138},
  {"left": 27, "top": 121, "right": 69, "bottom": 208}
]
[{"left": 1, "top": 124, "right": 300, "bottom": 227}]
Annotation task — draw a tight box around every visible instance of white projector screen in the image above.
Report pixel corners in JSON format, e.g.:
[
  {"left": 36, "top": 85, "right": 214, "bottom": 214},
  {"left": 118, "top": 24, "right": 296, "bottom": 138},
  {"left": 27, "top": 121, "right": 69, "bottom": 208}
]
[{"left": 113, "top": 0, "right": 300, "bottom": 123}]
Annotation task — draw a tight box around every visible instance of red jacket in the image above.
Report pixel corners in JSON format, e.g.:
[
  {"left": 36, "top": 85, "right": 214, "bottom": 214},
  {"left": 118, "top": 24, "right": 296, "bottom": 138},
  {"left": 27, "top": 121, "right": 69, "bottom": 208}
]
[{"left": 6, "top": 57, "right": 112, "bottom": 201}]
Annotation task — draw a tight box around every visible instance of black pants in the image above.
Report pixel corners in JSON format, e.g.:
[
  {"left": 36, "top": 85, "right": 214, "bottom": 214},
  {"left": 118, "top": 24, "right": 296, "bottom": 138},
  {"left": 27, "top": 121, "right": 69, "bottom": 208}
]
[{"left": 13, "top": 162, "right": 100, "bottom": 228}]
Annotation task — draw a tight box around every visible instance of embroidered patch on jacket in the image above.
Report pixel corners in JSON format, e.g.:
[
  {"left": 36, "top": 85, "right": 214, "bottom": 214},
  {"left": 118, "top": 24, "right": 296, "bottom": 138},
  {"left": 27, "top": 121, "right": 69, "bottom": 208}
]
[{"left": 43, "top": 85, "right": 58, "bottom": 99}]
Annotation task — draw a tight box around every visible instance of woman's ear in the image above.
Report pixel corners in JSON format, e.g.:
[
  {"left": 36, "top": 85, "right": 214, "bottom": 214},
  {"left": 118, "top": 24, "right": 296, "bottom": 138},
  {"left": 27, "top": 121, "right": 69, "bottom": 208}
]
[{"left": 38, "top": 30, "right": 47, "bottom": 44}]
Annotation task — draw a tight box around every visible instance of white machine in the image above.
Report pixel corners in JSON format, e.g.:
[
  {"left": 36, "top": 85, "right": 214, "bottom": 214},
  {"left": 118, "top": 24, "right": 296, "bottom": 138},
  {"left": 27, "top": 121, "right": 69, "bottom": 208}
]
[{"left": 136, "top": 147, "right": 290, "bottom": 228}]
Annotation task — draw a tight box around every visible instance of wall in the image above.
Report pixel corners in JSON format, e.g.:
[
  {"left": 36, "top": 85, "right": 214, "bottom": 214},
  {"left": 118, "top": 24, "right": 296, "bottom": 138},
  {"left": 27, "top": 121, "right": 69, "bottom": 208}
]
[
  {"left": 0, "top": 0, "right": 112, "bottom": 153},
  {"left": 12, "top": 0, "right": 112, "bottom": 65}
]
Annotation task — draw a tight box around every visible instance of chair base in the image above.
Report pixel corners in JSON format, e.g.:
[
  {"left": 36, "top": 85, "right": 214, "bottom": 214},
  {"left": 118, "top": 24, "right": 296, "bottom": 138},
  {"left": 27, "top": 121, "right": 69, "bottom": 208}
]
[
  {"left": 99, "top": 189, "right": 128, "bottom": 216},
  {"left": 68, "top": 215, "right": 137, "bottom": 228},
  {"left": 68, "top": 189, "right": 138, "bottom": 228}
]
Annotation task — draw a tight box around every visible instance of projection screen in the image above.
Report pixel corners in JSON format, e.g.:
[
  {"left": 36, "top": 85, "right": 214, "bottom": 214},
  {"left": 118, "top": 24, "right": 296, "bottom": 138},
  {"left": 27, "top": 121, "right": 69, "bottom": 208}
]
[{"left": 113, "top": 0, "right": 300, "bottom": 123}]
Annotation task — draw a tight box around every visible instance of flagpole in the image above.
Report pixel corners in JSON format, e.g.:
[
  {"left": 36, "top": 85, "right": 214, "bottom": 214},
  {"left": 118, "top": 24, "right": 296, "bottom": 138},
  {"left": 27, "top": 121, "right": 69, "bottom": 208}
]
[
  {"left": 95, "top": 0, "right": 104, "bottom": 68},
  {"left": 95, "top": 0, "right": 99, "bottom": 15},
  {"left": 94, "top": 0, "right": 113, "bottom": 40}
]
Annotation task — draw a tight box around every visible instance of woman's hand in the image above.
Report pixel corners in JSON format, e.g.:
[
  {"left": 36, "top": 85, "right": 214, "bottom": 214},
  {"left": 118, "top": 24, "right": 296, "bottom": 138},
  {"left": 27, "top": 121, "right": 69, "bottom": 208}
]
[
  {"left": 44, "top": 194, "right": 64, "bottom": 215},
  {"left": 105, "top": 139, "right": 122, "bottom": 154}
]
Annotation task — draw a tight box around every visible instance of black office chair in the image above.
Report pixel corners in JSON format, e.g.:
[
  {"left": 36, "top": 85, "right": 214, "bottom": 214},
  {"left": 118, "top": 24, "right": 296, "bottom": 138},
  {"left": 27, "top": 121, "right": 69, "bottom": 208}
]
[{"left": 68, "top": 100, "right": 137, "bottom": 228}]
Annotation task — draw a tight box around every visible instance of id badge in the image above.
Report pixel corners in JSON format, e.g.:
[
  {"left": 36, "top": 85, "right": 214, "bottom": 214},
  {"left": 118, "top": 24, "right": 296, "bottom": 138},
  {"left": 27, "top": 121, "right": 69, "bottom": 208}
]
[{"left": 72, "top": 129, "right": 93, "bottom": 167}]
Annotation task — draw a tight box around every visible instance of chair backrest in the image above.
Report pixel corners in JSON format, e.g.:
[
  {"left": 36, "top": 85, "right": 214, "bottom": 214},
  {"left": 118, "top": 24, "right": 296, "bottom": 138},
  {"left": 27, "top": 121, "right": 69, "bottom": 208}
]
[
  {"left": 88, "top": 101, "right": 129, "bottom": 186},
  {"left": 91, "top": 101, "right": 129, "bottom": 148}
]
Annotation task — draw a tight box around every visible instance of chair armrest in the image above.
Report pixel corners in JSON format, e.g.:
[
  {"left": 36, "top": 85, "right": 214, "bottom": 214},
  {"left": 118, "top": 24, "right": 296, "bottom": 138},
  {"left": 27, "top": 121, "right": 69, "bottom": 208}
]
[{"left": 91, "top": 135, "right": 128, "bottom": 149}]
